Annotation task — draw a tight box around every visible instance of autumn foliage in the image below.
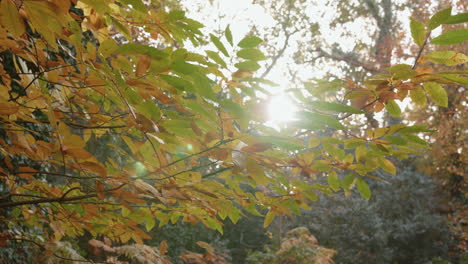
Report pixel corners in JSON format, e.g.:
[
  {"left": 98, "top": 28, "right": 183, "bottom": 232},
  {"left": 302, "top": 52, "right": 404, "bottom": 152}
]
[{"left": 0, "top": 0, "right": 466, "bottom": 262}]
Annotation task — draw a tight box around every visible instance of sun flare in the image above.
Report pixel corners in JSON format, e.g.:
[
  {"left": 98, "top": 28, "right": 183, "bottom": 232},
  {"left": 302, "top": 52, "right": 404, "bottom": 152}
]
[{"left": 267, "top": 94, "right": 297, "bottom": 125}]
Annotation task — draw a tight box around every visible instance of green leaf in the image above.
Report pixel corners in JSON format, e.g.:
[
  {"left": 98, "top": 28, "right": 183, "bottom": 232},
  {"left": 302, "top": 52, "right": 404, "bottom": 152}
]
[
  {"left": 210, "top": 34, "right": 229, "bottom": 56},
  {"left": 438, "top": 74, "right": 468, "bottom": 85},
  {"left": 385, "top": 136, "right": 407, "bottom": 145},
  {"left": 401, "top": 133, "right": 428, "bottom": 146},
  {"left": 262, "top": 136, "right": 304, "bottom": 151},
  {"left": 341, "top": 173, "right": 355, "bottom": 190},
  {"left": 387, "top": 64, "right": 417, "bottom": 80},
  {"left": 385, "top": 100, "right": 401, "bottom": 117},
  {"left": 308, "top": 101, "right": 364, "bottom": 114},
  {"left": 428, "top": 7, "right": 452, "bottom": 30},
  {"left": 98, "top": 39, "right": 118, "bottom": 57},
  {"left": 145, "top": 216, "right": 156, "bottom": 231},
  {"left": 409, "top": 87, "right": 427, "bottom": 106},
  {"left": 172, "top": 60, "right": 198, "bottom": 75},
  {"left": 426, "top": 51, "right": 468, "bottom": 66},
  {"left": 237, "top": 48, "right": 266, "bottom": 61},
  {"left": 168, "top": 10, "right": 185, "bottom": 21},
  {"left": 328, "top": 171, "right": 340, "bottom": 191},
  {"left": 121, "top": 0, "right": 146, "bottom": 12},
  {"left": 263, "top": 210, "right": 275, "bottom": 228},
  {"left": 117, "top": 43, "right": 167, "bottom": 58},
  {"left": 295, "top": 111, "right": 345, "bottom": 130},
  {"left": 135, "top": 100, "right": 160, "bottom": 120},
  {"left": 431, "top": 29, "right": 468, "bottom": 45},
  {"left": 398, "top": 125, "right": 435, "bottom": 134},
  {"left": 225, "top": 25, "right": 233, "bottom": 46},
  {"left": 424, "top": 82, "right": 448, "bottom": 107},
  {"left": 410, "top": 18, "right": 426, "bottom": 46},
  {"left": 356, "top": 177, "right": 371, "bottom": 200},
  {"left": 238, "top": 36, "right": 263, "bottom": 48},
  {"left": 355, "top": 145, "right": 366, "bottom": 162},
  {"left": 443, "top": 13, "right": 468, "bottom": 24},
  {"left": 205, "top": 50, "right": 227, "bottom": 68},
  {"left": 159, "top": 74, "right": 194, "bottom": 91},
  {"left": 234, "top": 61, "right": 261, "bottom": 71}
]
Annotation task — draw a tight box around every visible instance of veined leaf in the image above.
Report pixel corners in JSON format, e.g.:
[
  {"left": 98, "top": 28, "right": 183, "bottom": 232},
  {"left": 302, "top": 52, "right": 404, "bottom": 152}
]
[
  {"left": 424, "top": 82, "right": 448, "bottom": 107},
  {"left": 385, "top": 100, "right": 401, "bottom": 117},
  {"left": 238, "top": 36, "right": 263, "bottom": 48},
  {"left": 0, "top": 0, "right": 25, "bottom": 37},
  {"left": 210, "top": 34, "right": 229, "bottom": 56},
  {"left": 410, "top": 18, "right": 426, "bottom": 46},
  {"left": 428, "top": 7, "right": 452, "bottom": 30},
  {"left": 378, "top": 157, "right": 396, "bottom": 175},
  {"left": 308, "top": 101, "right": 364, "bottom": 114},
  {"left": 443, "top": 13, "right": 468, "bottom": 24},
  {"left": 237, "top": 48, "right": 266, "bottom": 61},
  {"left": 328, "top": 171, "right": 340, "bottom": 191},
  {"left": 263, "top": 210, "right": 275, "bottom": 227},
  {"left": 295, "top": 111, "right": 345, "bottom": 130},
  {"left": 225, "top": 25, "right": 233, "bottom": 46},
  {"left": 410, "top": 87, "right": 427, "bottom": 106},
  {"left": 431, "top": 29, "right": 468, "bottom": 45},
  {"left": 426, "top": 51, "right": 468, "bottom": 66},
  {"left": 235, "top": 61, "right": 260, "bottom": 71},
  {"left": 356, "top": 177, "right": 371, "bottom": 200},
  {"left": 387, "top": 64, "right": 417, "bottom": 80},
  {"left": 205, "top": 50, "right": 227, "bottom": 68}
]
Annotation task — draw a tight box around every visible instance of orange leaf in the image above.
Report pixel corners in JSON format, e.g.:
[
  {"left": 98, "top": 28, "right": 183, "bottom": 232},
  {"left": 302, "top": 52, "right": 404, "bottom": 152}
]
[
  {"left": 96, "top": 181, "right": 105, "bottom": 199},
  {"left": 80, "top": 161, "right": 107, "bottom": 177},
  {"left": 136, "top": 55, "right": 151, "bottom": 77},
  {"left": 159, "top": 240, "right": 168, "bottom": 255},
  {"left": 0, "top": 102, "right": 19, "bottom": 115},
  {"left": 64, "top": 147, "right": 93, "bottom": 160}
]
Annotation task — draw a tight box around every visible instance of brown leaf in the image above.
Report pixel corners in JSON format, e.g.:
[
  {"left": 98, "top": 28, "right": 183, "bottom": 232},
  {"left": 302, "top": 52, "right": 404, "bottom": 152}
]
[
  {"left": 0, "top": 233, "right": 9, "bottom": 247},
  {"left": 241, "top": 142, "right": 272, "bottom": 153},
  {"left": 80, "top": 161, "right": 107, "bottom": 177},
  {"left": 96, "top": 181, "right": 105, "bottom": 199},
  {"left": 0, "top": 102, "right": 19, "bottom": 115},
  {"left": 64, "top": 147, "right": 93, "bottom": 160},
  {"left": 136, "top": 55, "right": 151, "bottom": 77},
  {"left": 159, "top": 240, "right": 168, "bottom": 255}
]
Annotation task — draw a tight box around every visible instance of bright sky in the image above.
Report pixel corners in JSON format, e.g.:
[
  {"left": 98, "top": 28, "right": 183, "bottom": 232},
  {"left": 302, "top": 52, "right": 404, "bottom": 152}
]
[{"left": 180, "top": 0, "right": 448, "bottom": 125}]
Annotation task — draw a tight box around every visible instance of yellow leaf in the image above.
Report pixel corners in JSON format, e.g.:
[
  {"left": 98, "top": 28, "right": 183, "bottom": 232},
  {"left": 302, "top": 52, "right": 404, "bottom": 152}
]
[
  {"left": 0, "top": 0, "right": 25, "bottom": 37},
  {"left": 355, "top": 145, "right": 366, "bottom": 163},
  {"left": 263, "top": 209, "right": 275, "bottom": 227}
]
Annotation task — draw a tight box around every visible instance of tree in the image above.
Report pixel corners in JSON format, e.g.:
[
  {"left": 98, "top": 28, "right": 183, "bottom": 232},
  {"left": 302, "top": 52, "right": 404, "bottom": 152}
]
[
  {"left": 0, "top": 0, "right": 466, "bottom": 262},
  {"left": 291, "top": 165, "right": 451, "bottom": 264}
]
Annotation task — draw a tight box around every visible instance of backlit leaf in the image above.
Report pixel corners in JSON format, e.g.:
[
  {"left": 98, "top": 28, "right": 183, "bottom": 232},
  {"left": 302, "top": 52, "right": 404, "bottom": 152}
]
[
  {"left": 428, "top": 7, "right": 452, "bottom": 30},
  {"left": 356, "top": 177, "right": 371, "bottom": 200},
  {"left": 424, "top": 82, "right": 448, "bottom": 107},
  {"left": 410, "top": 87, "right": 427, "bottom": 106},
  {"left": 0, "top": 0, "right": 25, "bottom": 37},
  {"left": 210, "top": 34, "right": 229, "bottom": 56},
  {"left": 238, "top": 36, "right": 263, "bottom": 48},
  {"left": 431, "top": 29, "right": 468, "bottom": 45},
  {"left": 237, "top": 48, "right": 266, "bottom": 61},
  {"left": 385, "top": 100, "right": 401, "bottom": 117},
  {"left": 410, "top": 18, "right": 426, "bottom": 46}
]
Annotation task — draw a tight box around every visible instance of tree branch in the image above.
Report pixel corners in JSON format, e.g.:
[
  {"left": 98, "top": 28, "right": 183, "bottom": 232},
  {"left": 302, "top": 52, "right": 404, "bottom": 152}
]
[{"left": 0, "top": 184, "right": 126, "bottom": 209}]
